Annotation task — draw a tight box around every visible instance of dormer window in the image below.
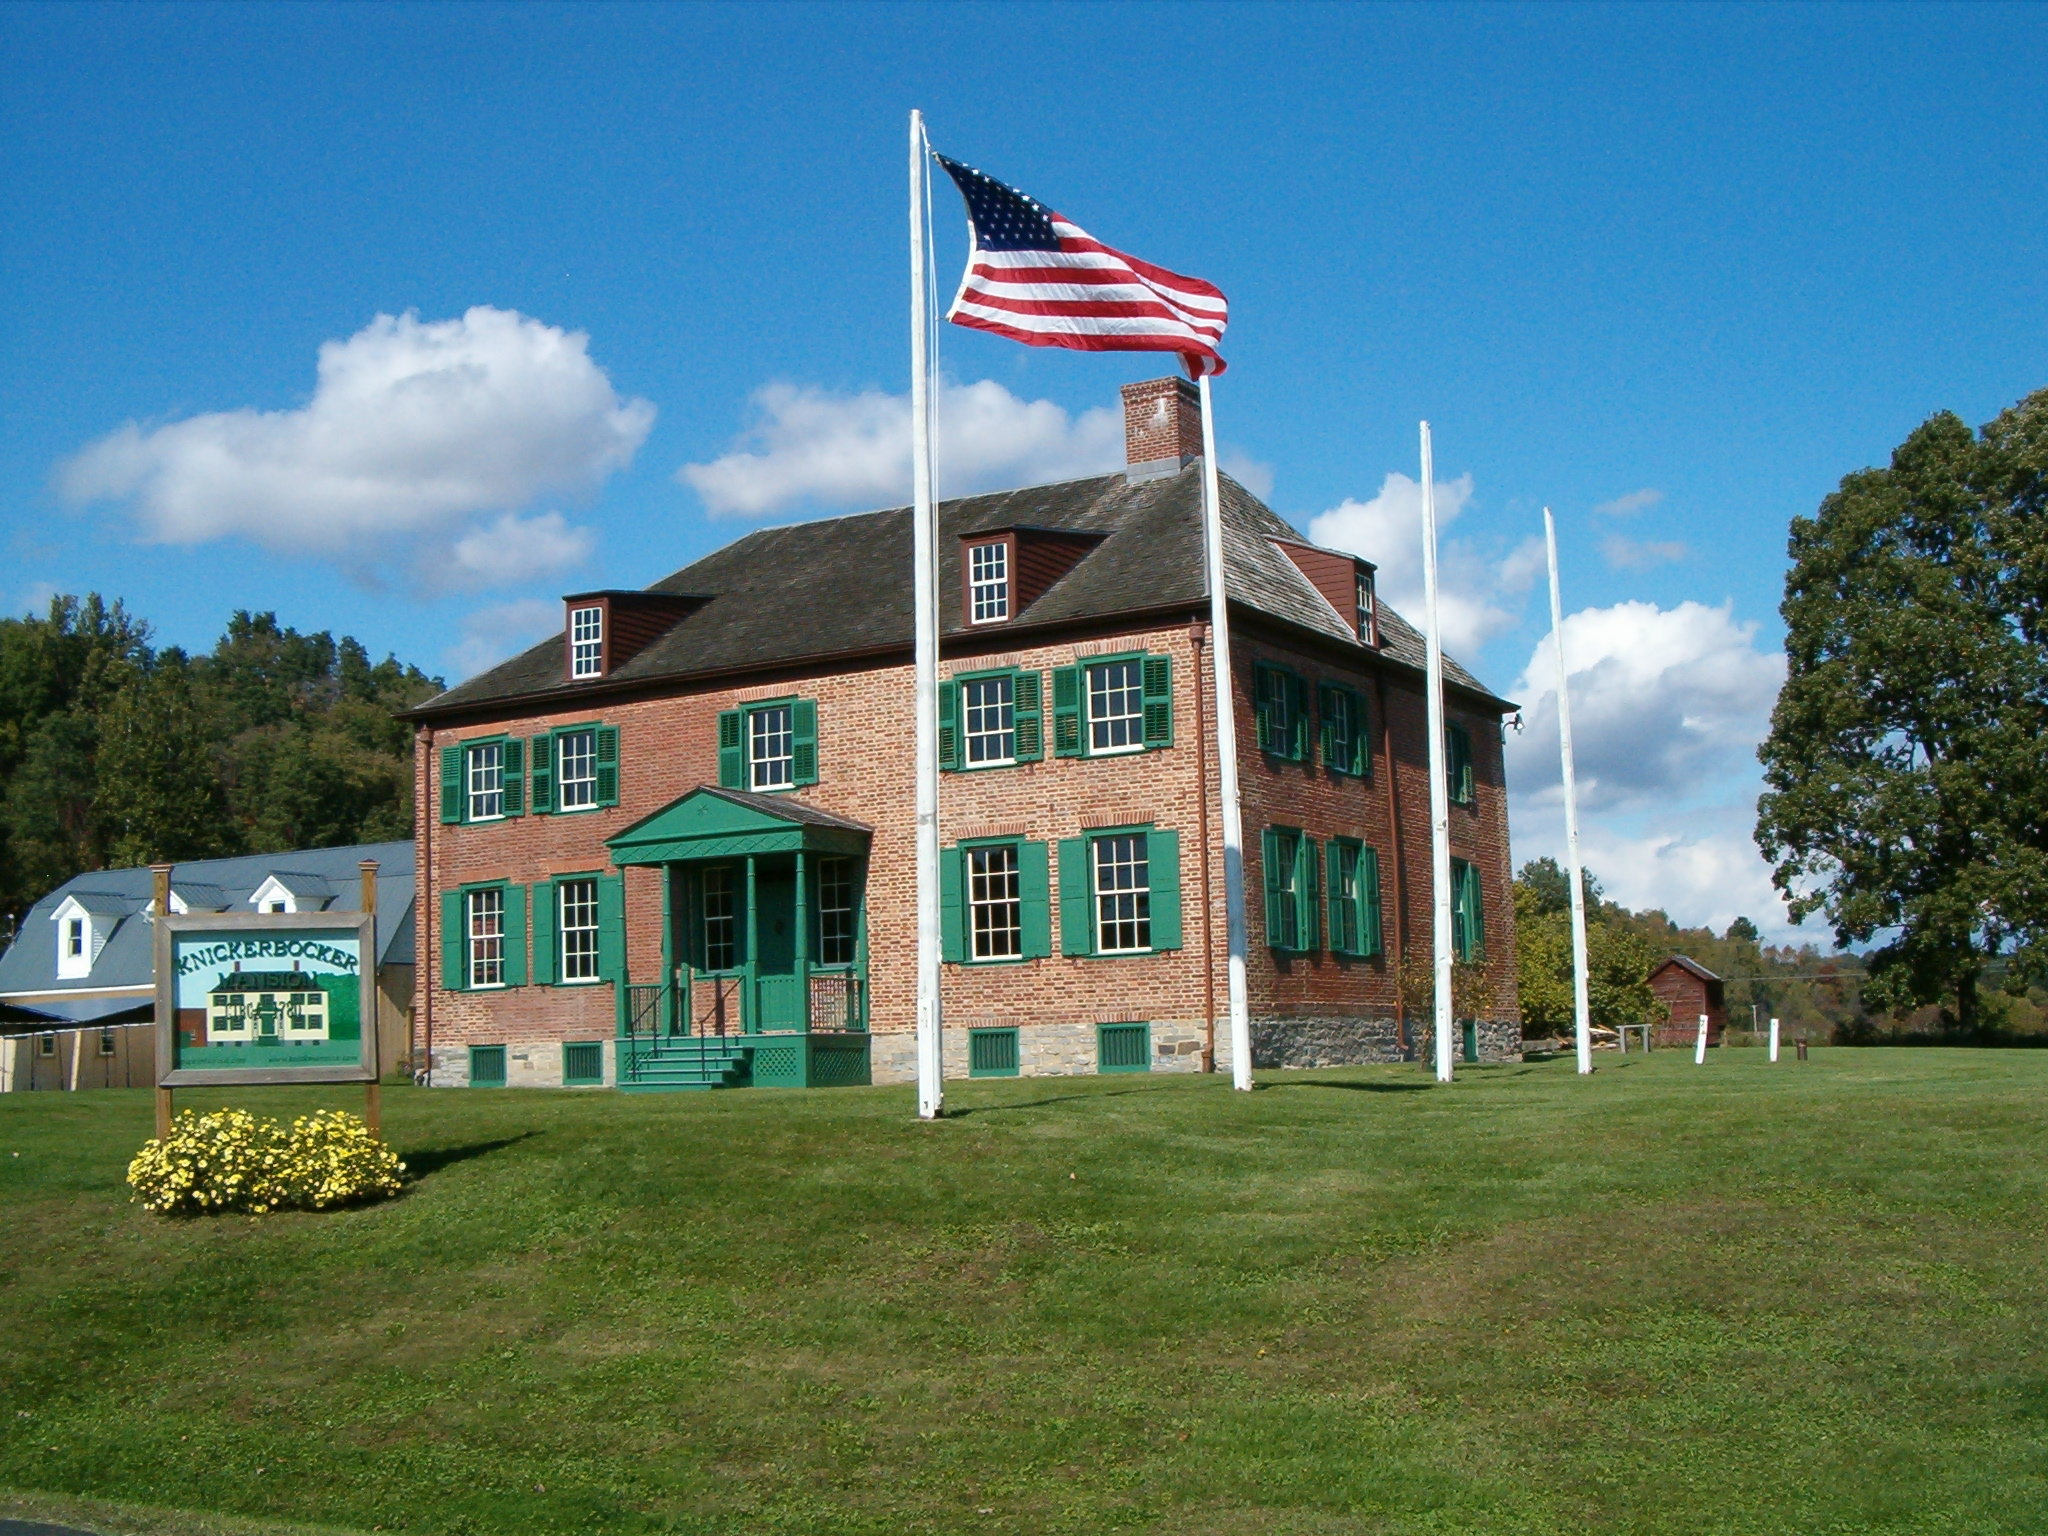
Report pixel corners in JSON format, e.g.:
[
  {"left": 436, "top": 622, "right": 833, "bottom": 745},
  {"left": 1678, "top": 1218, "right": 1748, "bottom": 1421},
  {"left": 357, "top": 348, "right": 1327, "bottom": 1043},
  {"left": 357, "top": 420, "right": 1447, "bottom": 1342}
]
[
  {"left": 570, "top": 605, "right": 605, "bottom": 679},
  {"left": 1356, "top": 570, "right": 1378, "bottom": 645},
  {"left": 52, "top": 894, "right": 117, "bottom": 980},
  {"left": 969, "top": 541, "right": 1010, "bottom": 623},
  {"left": 65, "top": 918, "right": 84, "bottom": 958}
]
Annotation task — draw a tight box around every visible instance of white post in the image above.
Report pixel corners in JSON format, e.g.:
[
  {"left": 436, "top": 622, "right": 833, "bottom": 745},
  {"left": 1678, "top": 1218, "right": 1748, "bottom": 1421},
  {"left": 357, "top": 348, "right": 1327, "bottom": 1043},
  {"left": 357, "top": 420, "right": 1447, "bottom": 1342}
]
[
  {"left": 1197, "top": 375, "right": 1253, "bottom": 1091},
  {"left": 1694, "top": 1013, "right": 1709, "bottom": 1065},
  {"left": 909, "top": 109, "right": 943, "bottom": 1120},
  {"left": 1545, "top": 509, "right": 1593, "bottom": 1077},
  {"left": 1769, "top": 1016, "right": 1781, "bottom": 1063},
  {"left": 1420, "top": 423, "right": 1454, "bottom": 1083}
]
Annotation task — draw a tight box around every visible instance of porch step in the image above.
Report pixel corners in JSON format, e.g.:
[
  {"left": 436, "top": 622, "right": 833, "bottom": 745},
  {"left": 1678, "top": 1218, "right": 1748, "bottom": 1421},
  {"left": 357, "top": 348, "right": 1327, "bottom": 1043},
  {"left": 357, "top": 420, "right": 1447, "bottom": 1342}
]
[{"left": 617, "top": 1035, "right": 749, "bottom": 1092}]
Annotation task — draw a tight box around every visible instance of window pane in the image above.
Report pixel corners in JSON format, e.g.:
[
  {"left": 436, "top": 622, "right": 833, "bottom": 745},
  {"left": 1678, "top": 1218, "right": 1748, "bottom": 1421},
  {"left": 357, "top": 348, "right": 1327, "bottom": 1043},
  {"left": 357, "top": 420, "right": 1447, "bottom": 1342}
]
[
  {"left": 702, "top": 866, "right": 737, "bottom": 970},
  {"left": 750, "top": 705, "right": 795, "bottom": 789},
  {"left": 1087, "top": 661, "right": 1145, "bottom": 753},
  {"left": 570, "top": 605, "right": 604, "bottom": 678},
  {"left": 557, "top": 729, "right": 597, "bottom": 810},
  {"left": 818, "top": 857, "right": 857, "bottom": 966},
  {"left": 968, "top": 845, "right": 1022, "bottom": 960},
  {"left": 467, "top": 887, "right": 506, "bottom": 987},
  {"left": 1093, "top": 834, "right": 1152, "bottom": 953},
  {"left": 467, "top": 742, "right": 504, "bottom": 820},
  {"left": 969, "top": 541, "right": 1009, "bottom": 622},
  {"left": 558, "top": 879, "right": 599, "bottom": 981},
  {"left": 1259, "top": 669, "right": 1291, "bottom": 750},
  {"left": 1333, "top": 845, "right": 1358, "bottom": 951},
  {"left": 1274, "top": 835, "right": 1299, "bottom": 949},
  {"left": 963, "top": 676, "right": 1015, "bottom": 765}
]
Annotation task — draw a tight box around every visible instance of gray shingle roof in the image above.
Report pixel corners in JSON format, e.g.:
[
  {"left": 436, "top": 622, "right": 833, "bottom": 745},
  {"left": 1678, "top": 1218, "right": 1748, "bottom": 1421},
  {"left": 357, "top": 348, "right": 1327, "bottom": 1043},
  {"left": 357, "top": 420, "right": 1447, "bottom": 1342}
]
[
  {"left": 415, "top": 466, "right": 1508, "bottom": 716},
  {"left": 0, "top": 842, "right": 415, "bottom": 1008}
]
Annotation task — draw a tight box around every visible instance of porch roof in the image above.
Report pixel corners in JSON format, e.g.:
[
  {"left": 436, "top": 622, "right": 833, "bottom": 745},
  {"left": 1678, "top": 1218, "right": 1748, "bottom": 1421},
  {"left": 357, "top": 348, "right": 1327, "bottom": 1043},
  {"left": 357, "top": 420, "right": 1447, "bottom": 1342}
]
[{"left": 606, "top": 786, "right": 873, "bottom": 865}]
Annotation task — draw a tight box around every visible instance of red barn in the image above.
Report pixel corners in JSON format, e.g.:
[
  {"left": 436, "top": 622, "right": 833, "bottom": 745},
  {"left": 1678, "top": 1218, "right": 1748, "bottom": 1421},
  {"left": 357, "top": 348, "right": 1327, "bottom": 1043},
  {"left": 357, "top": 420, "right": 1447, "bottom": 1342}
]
[{"left": 1648, "top": 955, "right": 1725, "bottom": 1048}]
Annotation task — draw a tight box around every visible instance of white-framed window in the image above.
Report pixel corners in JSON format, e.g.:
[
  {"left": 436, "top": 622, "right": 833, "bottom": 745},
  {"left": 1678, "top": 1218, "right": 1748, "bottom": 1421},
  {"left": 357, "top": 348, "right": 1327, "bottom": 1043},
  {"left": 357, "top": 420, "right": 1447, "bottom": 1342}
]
[
  {"left": 701, "top": 866, "right": 738, "bottom": 970},
  {"left": 750, "top": 704, "right": 795, "bottom": 791},
  {"left": 570, "top": 605, "right": 604, "bottom": 679},
  {"left": 466, "top": 887, "right": 507, "bottom": 988},
  {"left": 967, "top": 844, "right": 1023, "bottom": 961},
  {"left": 558, "top": 878, "right": 600, "bottom": 983},
  {"left": 466, "top": 741, "right": 505, "bottom": 821},
  {"left": 98, "top": 1028, "right": 117, "bottom": 1057},
  {"left": 963, "top": 675, "right": 1015, "bottom": 766},
  {"left": 1086, "top": 660, "right": 1145, "bottom": 755},
  {"left": 38, "top": 1033, "right": 56, "bottom": 1058},
  {"left": 557, "top": 728, "right": 598, "bottom": 811},
  {"left": 1356, "top": 571, "right": 1377, "bottom": 643},
  {"left": 969, "top": 540, "right": 1010, "bottom": 623},
  {"left": 64, "top": 918, "right": 84, "bottom": 958},
  {"left": 1092, "top": 834, "right": 1152, "bottom": 954},
  {"left": 268, "top": 901, "right": 288, "bottom": 914},
  {"left": 818, "top": 857, "right": 857, "bottom": 966}
]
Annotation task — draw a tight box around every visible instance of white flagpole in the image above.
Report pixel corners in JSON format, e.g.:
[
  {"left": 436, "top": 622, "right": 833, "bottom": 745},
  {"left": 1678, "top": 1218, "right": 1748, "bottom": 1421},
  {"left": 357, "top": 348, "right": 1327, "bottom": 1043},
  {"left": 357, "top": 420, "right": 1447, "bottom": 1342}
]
[
  {"left": 1545, "top": 509, "right": 1594, "bottom": 1076},
  {"left": 1420, "top": 423, "right": 1454, "bottom": 1083},
  {"left": 909, "top": 109, "right": 943, "bottom": 1120},
  {"left": 1197, "top": 375, "right": 1253, "bottom": 1091}
]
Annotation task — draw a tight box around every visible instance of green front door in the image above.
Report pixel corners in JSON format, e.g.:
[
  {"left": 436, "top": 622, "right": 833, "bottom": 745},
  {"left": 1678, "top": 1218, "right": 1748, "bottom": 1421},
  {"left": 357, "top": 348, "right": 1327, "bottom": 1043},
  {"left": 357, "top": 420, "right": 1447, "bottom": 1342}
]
[{"left": 753, "top": 861, "right": 805, "bottom": 1030}]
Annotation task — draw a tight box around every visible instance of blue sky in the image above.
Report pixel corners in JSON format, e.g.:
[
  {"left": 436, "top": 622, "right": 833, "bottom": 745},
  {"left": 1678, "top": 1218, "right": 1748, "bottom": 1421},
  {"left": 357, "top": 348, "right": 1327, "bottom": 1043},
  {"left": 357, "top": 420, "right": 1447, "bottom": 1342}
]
[{"left": 4, "top": 2, "right": 2045, "bottom": 938}]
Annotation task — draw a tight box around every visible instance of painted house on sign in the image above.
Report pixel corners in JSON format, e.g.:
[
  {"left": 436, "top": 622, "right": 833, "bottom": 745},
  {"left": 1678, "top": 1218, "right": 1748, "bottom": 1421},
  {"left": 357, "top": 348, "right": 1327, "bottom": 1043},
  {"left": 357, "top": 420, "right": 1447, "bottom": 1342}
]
[
  {"left": 406, "top": 377, "right": 1522, "bottom": 1091},
  {"left": 1648, "top": 955, "right": 1726, "bottom": 1047}
]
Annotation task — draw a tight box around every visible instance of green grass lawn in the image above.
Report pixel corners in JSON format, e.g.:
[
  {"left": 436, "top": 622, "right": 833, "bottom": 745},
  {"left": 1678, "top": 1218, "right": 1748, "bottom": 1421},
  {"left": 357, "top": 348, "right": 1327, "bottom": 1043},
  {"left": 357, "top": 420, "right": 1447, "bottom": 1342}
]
[{"left": 4, "top": 1050, "right": 2048, "bottom": 1535}]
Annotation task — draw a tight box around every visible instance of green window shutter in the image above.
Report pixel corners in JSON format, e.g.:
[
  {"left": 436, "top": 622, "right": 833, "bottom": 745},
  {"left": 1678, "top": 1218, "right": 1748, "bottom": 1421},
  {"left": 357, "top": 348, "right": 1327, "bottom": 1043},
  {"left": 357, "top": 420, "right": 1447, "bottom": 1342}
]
[
  {"left": 792, "top": 699, "right": 819, "bottom": 786},
  {"left": 1462, "top": 861, "right": 1484, "bottom": 958},
  {"left": 1299, "top": 837, "right": 1321, "bottom": 952},
  {"left": 1262, "top": 828, "right": 1286, "bottom": 948},
  {"left": 717, "top": 709, "right": 744, "bottom": 788},
  {"left": 938, "top": 679, "right": 959, "bottom": 771},
  {"left": 500, "top": 738, "right": 524, "bottom": 817},
  {"left": 1018, "top": 838, "right": 1051, "bottom": 958},
  {"left": 596, "top": 874, "right": 626, "bottom": 982},
  {"left": 1289, "top": 674, "right": 1311, "bottom": 761},
  {"left": 440, "top": 746, "right": 466, "bottom": 824},
  {"left": 441, "top": 890, "right": 466, "bottom": 988},
  {"left": 595, "top": 725, "right": 620, "bottom": 806},
  {"left": 1013, "top": 669, "right": 1043, "bottom": 762},
  {"left": 531, "top": 880, "right": 558, "bottom": 986},
  {"left": 939, "top": 847, "right": 964, "bottom": 964},
  {"left": 1059, "top": 837, "right": 1092, "bottom": 955},
  {"left": 1355, "top": 691, "right": 1373, "bottom": 777},
  {"left": 1328, "top": 843, "right": 1354, "bottom": 954},
  {"left": 529, "top": 733, "right": 555, "bottom": 814},
  {"left": 1052, "top": 665, "right": 1083, "bottom": 757},
  {"left": 1363, "top": 845, "right": 1384, "bottom": 957},
  {"left": 1141, "top": 654, "right": 1173, "bottom": 748},
  {"left": 1146, "top": 829, "right": 1181, "bottom": 951},
  {"left": 1253, "top": 668, "right": 1275, "bottom": 753},
  {"left": 1317, "top": 684, "right": 1339, "bottom": 769},
  {"left": 502, "top": 883, "right": 527, "bottom": 988}
]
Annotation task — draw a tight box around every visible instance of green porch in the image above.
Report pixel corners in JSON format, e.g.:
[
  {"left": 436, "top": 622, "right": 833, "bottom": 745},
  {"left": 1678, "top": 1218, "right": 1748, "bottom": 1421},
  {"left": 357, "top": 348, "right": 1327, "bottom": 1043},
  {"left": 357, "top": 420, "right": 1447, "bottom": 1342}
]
[{"left": 606, "top": 786, "right": 873, "bottom": 1091}]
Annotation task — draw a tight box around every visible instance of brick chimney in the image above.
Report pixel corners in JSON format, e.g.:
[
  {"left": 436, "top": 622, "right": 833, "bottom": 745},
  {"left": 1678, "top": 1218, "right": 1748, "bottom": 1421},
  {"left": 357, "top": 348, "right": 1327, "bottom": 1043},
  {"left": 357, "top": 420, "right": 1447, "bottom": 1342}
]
[{"left": 1121, "top": 377, "right": 1203, "bottom": 482}]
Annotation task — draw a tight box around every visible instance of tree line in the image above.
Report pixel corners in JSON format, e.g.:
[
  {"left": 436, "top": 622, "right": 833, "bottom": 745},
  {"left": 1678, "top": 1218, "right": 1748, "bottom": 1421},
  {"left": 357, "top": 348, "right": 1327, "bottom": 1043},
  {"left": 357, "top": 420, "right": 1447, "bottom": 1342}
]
[{"left": 0, "top": 595, "right": 440, "bottom": 935}]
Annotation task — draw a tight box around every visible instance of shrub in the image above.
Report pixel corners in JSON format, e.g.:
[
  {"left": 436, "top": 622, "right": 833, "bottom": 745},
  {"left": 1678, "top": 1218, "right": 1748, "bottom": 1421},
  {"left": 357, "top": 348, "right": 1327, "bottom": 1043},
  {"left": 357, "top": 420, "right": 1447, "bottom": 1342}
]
[{"left": 127, "top": 1107, "right": 405, "bottom": 1216}]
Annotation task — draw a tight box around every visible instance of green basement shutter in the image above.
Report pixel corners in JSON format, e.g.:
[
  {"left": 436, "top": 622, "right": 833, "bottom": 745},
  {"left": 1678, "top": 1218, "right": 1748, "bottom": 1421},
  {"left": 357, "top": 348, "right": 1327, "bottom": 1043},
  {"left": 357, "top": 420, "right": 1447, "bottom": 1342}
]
[
  {"left": 717, "top": 709, "right": 744, "bottom": 788},
  {"left": 596, "top": 874, "right": 626, "bottom": 981},
  {"left": 563, "top": 1040, "right": 604, "bottom": 1086},
  {"left": 1018, "top": 838, "right": 1051, "bottom": 958},
  {"left": 441, "top": 890, "right": 465, "bottom": 988},
  {"left": 439, "top": 746, "right": 465, "bottom": 824},
  {"left": 1362, "top": 845, "right": 1383, "bottom": 956},
  {"left": 937, "top": 680, "right": 959, "bottom": 771},
  {"left": 531, "top": 880, "right": 558, "bottom": 985},
  {"left": 595, "top": 725, "right": 620, "bottom": 806},
  {"left": 1262, "top": 828, "right": 1287, "bottom": 948},
  {"left": 502, "top": 883, "right": 527, "bottom": 987},
  {"left": 1052, "top": 665, "right": 1083, "bottom": 757},
  {"left": 500, "top": 738, "right": 524, "bottom": 816},
  {"left": 1141, "top": 655, "right": 1173, "bottom": 747},
  {"left": 1058, "top": 837, "right": 1092, "bottom": 955},
  {"left": 1012, "top": 669, "right": 1044, "bottom": 762},
  {"left": 469, "top": 1044, "right": 506, "bottom": 1086},
  {"left": 1097, "top": 1021, "right": 1151, "bottom": 1073},
  {"left": 1146, "top": 830, "right": 1181, "bottom": 950},
  {"left": 792, "top": 699, "right": 819, "bottom": 786},
  {"left": 939, "top": 848, "right": 964, "bottom": 963},
  {"left": 1328, "top": 842, "right": 1357, "bottom": 954},
  {"left": 529, "top": 733, "right": 554, "bottom": 814},
  {"left": 968, "top": 1027, "right": 1020, "bottom": 1077}
]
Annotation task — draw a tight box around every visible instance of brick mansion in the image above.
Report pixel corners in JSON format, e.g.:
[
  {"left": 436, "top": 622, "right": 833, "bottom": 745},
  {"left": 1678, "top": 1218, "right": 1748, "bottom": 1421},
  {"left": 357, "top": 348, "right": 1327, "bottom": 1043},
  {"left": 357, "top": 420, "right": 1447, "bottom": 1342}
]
[{"left": 406, "top": 377, "right": 1520, "bottom": 1089}]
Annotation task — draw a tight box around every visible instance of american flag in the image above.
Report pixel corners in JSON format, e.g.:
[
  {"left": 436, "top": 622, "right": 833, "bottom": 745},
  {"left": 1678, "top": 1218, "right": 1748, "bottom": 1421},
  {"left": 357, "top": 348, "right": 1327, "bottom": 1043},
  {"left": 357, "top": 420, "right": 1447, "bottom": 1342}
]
[{"left": 935, "top": 155, "right": 1228, "bottom": 377}]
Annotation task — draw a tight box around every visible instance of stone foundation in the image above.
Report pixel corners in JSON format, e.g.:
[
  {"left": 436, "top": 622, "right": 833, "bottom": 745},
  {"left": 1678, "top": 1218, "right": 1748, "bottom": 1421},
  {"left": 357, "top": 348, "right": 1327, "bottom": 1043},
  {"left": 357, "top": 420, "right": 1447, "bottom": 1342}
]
[
  {"left": 869, "top": 1018, "right": 1208, "bottom": 1084},
  {"left": 1252, "top": 1013, "right": 1522, "bottom": 1069},
  {"left": 427, "top": 1038, "right": 617, "bottom": 1089}
]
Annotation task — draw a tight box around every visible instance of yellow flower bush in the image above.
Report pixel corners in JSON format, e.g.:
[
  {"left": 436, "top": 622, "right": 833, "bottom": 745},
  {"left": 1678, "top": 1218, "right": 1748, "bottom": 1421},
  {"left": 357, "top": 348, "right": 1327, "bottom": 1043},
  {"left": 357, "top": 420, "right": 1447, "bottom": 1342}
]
[{"left": 127, "top": 1107, "right": 405, "bottom": 1216}]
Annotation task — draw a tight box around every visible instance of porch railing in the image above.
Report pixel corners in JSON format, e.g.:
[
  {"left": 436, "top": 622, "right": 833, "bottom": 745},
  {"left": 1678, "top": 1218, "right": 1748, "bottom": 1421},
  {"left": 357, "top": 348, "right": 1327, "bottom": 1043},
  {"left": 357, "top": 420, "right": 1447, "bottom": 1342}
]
[
  {"left": 619, "top": 968, "right": 867, "bottom": 1041},
  {"left": 809, "top": 971, "right": 865, "bottom": 1032}
]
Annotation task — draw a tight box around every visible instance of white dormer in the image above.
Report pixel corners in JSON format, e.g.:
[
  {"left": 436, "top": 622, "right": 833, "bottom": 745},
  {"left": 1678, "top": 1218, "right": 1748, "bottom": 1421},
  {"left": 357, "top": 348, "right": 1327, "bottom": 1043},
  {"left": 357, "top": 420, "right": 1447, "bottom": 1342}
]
[
  {"left": 51, "top": 894, "right": 120, "bottom": 980},
  {"left": 247, "top": 873, "right": 334, "bottom": 915}
]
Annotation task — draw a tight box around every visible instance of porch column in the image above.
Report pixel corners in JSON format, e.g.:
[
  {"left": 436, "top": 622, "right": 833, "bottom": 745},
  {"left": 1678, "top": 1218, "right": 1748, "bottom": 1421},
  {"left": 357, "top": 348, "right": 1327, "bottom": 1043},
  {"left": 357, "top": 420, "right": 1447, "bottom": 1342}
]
[
  {"left": 744, "top": 855, "right": 759, "bottom": 1034},
  {"left": 794, "top": 849, "right": 810, "bottom": 1033}
]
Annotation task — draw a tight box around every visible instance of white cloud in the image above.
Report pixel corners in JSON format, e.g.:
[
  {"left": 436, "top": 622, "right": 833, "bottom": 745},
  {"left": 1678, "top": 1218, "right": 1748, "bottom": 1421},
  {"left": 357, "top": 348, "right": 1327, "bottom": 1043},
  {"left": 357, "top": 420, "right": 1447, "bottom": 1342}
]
[
  {"left": 680, "top": 377, "right": 1124, "bottom": 518},
  {"left": 1507, "top": 599, "right": 1784, "bottom": 812},
  {"left": 1306, "top": 471, "right": 1535, "bottom": 654},
  {"left": 1220, "top": 450, "right": 1275, "bottom": 502},
  {"left": 1570, "top": 813, "right": 1797, "bottom": 938},
  {"left": 16, "top": 581, "right": 58, "bottom": 617},
  {"left": 444, "top": 598, "right": 560, "bottom": 682},
  {"left": 58, "top": 307, "right": 653, "bottom": 583},
  {"left": 443, "top": 511, "right": 594, "bottom": 591},
  {"left": 1593, "top": 487, "right": 1663, "bottom": 517},
  {"left": 1601, "top": 533, "right": 1689, "bottom": 570}
]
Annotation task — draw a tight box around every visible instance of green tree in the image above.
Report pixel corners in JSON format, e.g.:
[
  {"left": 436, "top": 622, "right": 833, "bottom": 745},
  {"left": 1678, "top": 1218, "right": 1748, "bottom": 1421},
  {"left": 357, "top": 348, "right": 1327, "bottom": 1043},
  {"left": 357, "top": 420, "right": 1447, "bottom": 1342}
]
[
  {"left": 95, "top": 656, "right": 236, "bottom": 867},
  {"left": 1756, "top": 388, "right": 2048, "bottom": 1032},
  {"left": 1511, "top": 861, "right": 1657, "bottom": 1038}
]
